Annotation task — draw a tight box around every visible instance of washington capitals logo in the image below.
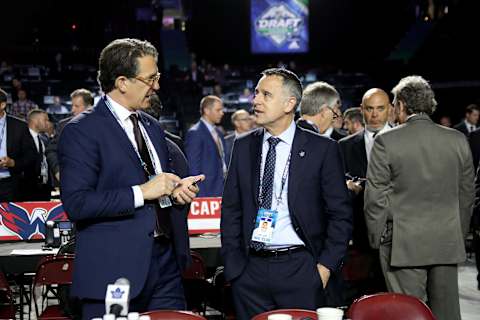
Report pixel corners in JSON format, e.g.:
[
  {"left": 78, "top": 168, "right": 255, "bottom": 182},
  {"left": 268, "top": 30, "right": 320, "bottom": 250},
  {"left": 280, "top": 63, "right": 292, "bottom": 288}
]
[
  {"left": 111, "top": 287, "right": 125, "bottom": 299},
  {"left": 0, "top": 202, "right": 67, "bottom": 240}
]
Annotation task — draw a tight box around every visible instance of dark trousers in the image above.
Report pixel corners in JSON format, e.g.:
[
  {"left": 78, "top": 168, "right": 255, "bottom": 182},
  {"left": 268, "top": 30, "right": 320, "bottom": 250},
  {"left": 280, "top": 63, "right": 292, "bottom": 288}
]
[
  {"left": 0, "top": 177, "right": 16, "bottom": 202},
  {"left": 474, "top": 230, "right": 480, "bottom": 287},
  {"left": 81, "top": 240, "right": 186, "bottom": 320},
  {"left": 231, "top": 248, "right": 326, "bottom": 320}
]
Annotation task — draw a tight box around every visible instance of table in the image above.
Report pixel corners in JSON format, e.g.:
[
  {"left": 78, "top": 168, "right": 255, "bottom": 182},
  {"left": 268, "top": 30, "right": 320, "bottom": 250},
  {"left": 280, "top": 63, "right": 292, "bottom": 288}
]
[{"left": 0, "top": 236, "right": 222, "bottom": 320}]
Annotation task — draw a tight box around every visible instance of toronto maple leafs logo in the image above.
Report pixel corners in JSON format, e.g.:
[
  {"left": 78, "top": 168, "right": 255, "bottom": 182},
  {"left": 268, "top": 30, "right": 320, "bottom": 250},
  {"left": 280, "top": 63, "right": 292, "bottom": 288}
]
[
  {"left": 110, "top": 287, "right": 125, "bottom": 299},
  {"left": 0, "top": 202, "right": 68, "bottom": 240},
  {"left": 255, "top": 4, "right": 303, "bottom": 46}
]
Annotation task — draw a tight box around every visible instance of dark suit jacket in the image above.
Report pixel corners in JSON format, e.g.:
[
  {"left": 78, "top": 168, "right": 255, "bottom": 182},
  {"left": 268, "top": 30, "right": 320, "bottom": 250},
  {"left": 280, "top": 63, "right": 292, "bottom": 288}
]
[
  {"left": 224, "top": 133, "right": 235, "bottom": 167},
  {"left": 22, "top": 133, "right": 53, "bottom": 200},
  {"left": 59, "top": 99, "right": 191, "bottom": 300},
  {"left": 4, "top": 115, "right": 37, "bottom": 200},
  {"left": 221, "top": 126, "right": 352, "bottom": 282},
  {"left": 469, "top": 128, "right": 480, "bottom": 171},
  {"left": 45, "top": 116, "right": 73, "bottom": 178},
  {"left": 339, "top": 130, "right": 370, "bottom": 250},
  {"left": 296, "top": 118, "right": 346, "bottom": 141},
  {"left": 164, "top": 130, "right": 184, "bottom": 152},
  {"left": 185, "top": 120, "right": 226, "bottom": 197},
  {"left": 454, "top": 121, "right": 470, "bottom": 136}
]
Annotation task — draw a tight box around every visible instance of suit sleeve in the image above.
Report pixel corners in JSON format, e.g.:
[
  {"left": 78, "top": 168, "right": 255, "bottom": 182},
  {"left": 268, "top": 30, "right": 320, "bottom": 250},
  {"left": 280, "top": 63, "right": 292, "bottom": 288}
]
[
  {"left": 58, "top": 122, "right": 135, "bottom": 221},
  {"left": 220, "top": 139, "right": 248, "bottom": 281},
  {"left": 45, "top": 135, "right": 59, "bottom": 177},
  {"left": 364, "top": 135, "right": 391, "bottom": 249},
  {"left": 9, "top": 122, "right": 37, "bottom": 175},
  {"left": 317, "top": 141, "right": 353, "bottom": 271},
  {"left": 184, "top": 129, "right": 202, "bottom": 176},
  {"left": 459, "top": 137, "right": 475, "bottom": 236}
]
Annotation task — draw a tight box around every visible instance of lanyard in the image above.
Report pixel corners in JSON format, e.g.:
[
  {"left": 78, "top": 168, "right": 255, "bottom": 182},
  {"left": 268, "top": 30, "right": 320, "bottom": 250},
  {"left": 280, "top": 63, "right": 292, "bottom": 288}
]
[
  {"left": 104, "top": 96, "right": 159, "bottom": 176},
  {"left": 258, "top": 144, "right": 291, "bottom": 209}
]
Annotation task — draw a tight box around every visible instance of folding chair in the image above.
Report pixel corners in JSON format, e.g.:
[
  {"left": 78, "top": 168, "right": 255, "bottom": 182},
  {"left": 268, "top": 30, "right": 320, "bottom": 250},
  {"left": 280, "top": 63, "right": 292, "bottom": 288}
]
[
  {"left": 181, "top": 251, "right": 209, "bottom": 314},
  {"left": 252, "top": 309, "right": 318, "bottom": 320},
  {"left": 31, "top": 254, "right": 75, "bottom": 320},
  {"left": 0, "top": 270, "right": 15, "bottom": 320},
  {"left": 347, "top": 292, "right": 436, "bottom": 320}
]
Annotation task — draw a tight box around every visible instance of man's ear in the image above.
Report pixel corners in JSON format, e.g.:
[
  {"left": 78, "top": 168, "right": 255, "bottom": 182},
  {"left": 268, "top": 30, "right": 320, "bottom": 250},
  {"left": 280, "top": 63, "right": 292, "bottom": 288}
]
[
  {"left": 114, "top": 76, "right": 129, "bottom": 93},
  {"left": 283, "top": 96, "right": 297, "bottom": 114}
]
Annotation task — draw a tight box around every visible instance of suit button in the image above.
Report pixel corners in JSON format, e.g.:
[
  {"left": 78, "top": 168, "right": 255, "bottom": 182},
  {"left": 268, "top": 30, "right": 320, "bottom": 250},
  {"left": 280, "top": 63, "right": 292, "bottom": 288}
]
[{"left": 295, "top": 227, "right": 299, "bottom": 231}]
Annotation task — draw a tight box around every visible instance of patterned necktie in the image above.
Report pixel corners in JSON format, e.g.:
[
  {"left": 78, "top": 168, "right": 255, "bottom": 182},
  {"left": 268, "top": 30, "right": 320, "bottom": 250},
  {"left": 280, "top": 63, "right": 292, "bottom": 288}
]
[
  {"left": 129, "top": 114, "right": 171, "bottom": 237},
  {"left": 250, "top": 136, "right": 281, "bottom": 251}
]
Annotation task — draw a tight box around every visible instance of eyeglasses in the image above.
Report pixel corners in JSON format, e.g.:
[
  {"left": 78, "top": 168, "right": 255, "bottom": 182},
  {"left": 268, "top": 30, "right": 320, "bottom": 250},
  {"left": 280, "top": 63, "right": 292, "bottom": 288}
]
[
  {"left": 328, "top": 107, "right": 342, "bottom": 120},
  {"left": 133, "top": 72, "right": 161, "bottom": 87}
]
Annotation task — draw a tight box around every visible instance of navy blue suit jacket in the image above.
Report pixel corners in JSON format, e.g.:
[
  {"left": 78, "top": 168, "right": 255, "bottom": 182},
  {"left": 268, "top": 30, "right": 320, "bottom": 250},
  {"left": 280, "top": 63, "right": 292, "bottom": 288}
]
[
  {"left": 58, "top": 99, "right": 190, "bottom": 300},
  {"left": 221, "top": 126, "right": 352, "bottom": 282},
  {"left": 184, "top": 120, "right": 226, "bottom": 197}
]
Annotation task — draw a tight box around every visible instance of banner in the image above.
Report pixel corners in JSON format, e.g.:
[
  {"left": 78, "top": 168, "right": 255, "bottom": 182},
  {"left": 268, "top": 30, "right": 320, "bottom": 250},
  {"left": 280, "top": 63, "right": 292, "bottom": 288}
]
[
  {"left": 0, "top": 202, "right": 67, "bottom": 241},
  {"left": 0, "top": 198, "right": 222, "bottom": 241},
  {"left": 251, "top": 0, "right": 309, "bottom": 54}
]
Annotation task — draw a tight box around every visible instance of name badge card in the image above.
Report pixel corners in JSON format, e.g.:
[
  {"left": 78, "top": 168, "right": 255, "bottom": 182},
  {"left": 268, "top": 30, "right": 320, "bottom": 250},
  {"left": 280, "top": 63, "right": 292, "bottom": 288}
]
[{"left": 251, "top": 208, "right": 278, "bottom": 244}]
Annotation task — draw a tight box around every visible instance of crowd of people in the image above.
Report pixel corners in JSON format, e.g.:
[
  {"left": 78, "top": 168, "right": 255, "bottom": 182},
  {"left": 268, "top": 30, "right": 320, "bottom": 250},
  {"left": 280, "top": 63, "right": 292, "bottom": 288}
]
[{"left": 1, "top": 37, "right": 479, "bottom": 320}]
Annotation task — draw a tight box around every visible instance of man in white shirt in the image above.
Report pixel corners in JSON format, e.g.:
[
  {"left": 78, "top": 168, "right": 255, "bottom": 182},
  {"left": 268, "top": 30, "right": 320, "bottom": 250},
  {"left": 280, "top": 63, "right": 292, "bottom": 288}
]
[{"left": 25, "top": 109, "right": 52, "bottom": 200}]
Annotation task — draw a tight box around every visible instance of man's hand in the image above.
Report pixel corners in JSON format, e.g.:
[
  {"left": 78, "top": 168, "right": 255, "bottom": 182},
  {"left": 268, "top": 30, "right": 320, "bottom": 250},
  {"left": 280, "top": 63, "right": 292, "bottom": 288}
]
[
  {"left": 346, "top": 179, "right": 363, "bottom": 194},
  {"left": 140, "top": 173, "right": 181, "bottom": 200},
  {"left": 0, "top": 156, "right": 15, "bottom": 169},
  {"left": 171, "top": 174, "right": 205, "bottom": 205},
  {"left": 317, "top": 264, "right": 331, "bottom": 289}
]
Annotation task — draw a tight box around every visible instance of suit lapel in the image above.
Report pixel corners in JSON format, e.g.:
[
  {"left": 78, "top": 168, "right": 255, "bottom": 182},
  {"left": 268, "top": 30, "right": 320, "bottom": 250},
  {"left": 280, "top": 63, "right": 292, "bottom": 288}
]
[
  {"left": 97, "top": 101, "right": 142, "bottom": 169},
  {"left": 250, "top": 129, "right": 264, "bottom": 208},
  {"left": 288, "top": 128, "right": 308, "bottom": 208},
  {"left": 5, "top": 116, "right": 15, "bottom": 156},
  {"left": 352, "top": 131, "right": 368, "bottom": 176}
]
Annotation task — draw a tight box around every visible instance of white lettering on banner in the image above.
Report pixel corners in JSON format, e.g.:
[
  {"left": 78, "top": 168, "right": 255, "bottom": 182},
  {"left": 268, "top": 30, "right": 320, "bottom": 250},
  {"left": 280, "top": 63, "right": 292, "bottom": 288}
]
[{"left": 188, "top": 197, "right": 222, "bottom": 234}]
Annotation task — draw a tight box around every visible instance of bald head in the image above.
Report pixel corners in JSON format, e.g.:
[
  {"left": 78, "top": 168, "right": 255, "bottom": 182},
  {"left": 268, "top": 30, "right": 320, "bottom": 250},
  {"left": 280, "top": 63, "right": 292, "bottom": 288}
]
[{"left": 361, "top": 88, "right": 391, "bottom": 130}]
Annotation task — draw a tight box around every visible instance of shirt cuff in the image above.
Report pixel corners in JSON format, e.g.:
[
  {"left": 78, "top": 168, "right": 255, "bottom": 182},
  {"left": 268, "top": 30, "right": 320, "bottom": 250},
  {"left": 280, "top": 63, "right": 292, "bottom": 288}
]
[{"left": 132, "top": 185, "right": 144, "bottom": 208}]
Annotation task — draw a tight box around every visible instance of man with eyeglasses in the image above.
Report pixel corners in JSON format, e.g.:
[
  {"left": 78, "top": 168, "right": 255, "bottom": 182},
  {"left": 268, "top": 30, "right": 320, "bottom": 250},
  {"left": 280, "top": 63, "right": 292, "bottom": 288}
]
[
  {"left": 58, "top": 38, "right": 204, "bottom": 319},
  {"left": 224, "top": 109, "right": 254, "bottom": 165},
  {"left": 296, "top": 81, "right": 346, "bottom": 141}
]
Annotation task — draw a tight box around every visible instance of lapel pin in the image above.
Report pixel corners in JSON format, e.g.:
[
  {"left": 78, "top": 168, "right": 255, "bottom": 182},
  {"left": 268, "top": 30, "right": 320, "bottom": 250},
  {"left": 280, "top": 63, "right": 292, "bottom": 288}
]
[{"left": 299, "top": 150, "right": 305, "bottom": 158}]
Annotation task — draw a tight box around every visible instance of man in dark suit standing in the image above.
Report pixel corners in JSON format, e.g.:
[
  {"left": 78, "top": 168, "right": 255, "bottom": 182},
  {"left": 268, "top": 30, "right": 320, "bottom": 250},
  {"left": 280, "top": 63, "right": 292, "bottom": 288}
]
[
  {"left": 224, "top": 109, "right": 253, "bottom": 165},
  {"left": 339, "top": 89, "right": 391, "bottom": 297},
  {"left": 221, "top": 68, "right": 352, "bottom": 320},
  {"left": 45, "top": 88, "right": 94, "bottom": 184},
  {"left": 59, "top": 38, "right": 204, "bottom": 319},
  {"left": 24, "top": 109, "right": 52, "bottom": 201},
  {"left": 0, "top": 88, "right": 37, "bottom": 201},
  {"left": 296, "top": 81, "right": 346, "bottom": 141},
  {"left": 185, "top": 95, "right": 226, "bottom": 197},
  {"left": 453, "top": 104, "right": 480, "bottom": 136}
]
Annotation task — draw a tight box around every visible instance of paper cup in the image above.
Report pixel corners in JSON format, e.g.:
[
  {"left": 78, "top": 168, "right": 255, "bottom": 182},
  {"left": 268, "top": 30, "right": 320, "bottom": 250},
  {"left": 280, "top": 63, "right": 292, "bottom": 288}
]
[
  {"left": 316, "top": 307, "right": 344, "bottom": 320},
  {"left": 267, "top": 314, "right": 293, "bottom": 320}
]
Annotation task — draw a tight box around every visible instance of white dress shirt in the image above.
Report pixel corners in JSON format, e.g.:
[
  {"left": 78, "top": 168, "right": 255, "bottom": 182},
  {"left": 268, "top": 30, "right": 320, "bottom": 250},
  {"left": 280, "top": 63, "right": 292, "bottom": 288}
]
[
  {"left": 0, "top": 114, "right": 9, "bottom": 178},
  {"left": 106, "top": 95, "right": 163, "bottom": 208},
  {"left": 261, "top": 120, "right": 305, "bottom": 248},
  {"left": 29, "top": 129, "right": 48, "bottom": 183},
  {"left": 319, "top": 126, "right": 334, "bottom": 138},
  {"left": 465, "top": 120, "right": 476, "bottom": 133}
]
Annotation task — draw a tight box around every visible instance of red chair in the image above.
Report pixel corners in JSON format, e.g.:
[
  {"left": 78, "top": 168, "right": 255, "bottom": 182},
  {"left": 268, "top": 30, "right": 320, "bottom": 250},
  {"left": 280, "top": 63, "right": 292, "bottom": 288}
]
[
  {"left": 181, "top": 251, "right": 209, "bottom": 314},
  {"left": 0, "top": 270, "right": 15, "bottom": 320},
  {"left": 141, "top": 310, "right": 207, "bottom": 320},
  {"left": 347, "top": 293, "right": 436, "bottom": 320},
  {"left": 31, "top": 254, "right": 75, "bottom": 320},
  {"left": 252, "top": 309, "right": 318, "bottom": 320}
]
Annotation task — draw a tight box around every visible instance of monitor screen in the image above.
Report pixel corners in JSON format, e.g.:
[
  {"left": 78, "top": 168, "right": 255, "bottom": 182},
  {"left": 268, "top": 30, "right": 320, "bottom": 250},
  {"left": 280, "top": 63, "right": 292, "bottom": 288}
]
[{"left": 251, "top": 0, "right": 309, "bottom": 54}]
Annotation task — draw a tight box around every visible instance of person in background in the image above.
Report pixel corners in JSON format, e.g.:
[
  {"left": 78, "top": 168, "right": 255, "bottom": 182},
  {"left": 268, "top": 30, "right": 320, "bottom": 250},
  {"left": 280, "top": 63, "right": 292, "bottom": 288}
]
[
  {"left": 0, "top": 88, "right": 36, "bottom": 201},
  {"left": 224, "top": 109, "right": 253, "bottom": 164},
  {"left": 364, "top": 76, "right": 474, "bottom": 320},
  {"left": 454, "top": 104, "right": 480, "bottom": 136},
  {"left": 185, "top": 95, "right": 226, "bottom": 197},
  {"left": 9, "top": 89, "right": 38, "bottom": 120},
  {"left": 46, "top": 96, "right": 69, "bottom": 115},
  {"left": 296, "top": 81, "right": 346, "bottom": 141},
  {"left": 45, "top": 89, "right": 94, "bottom": 183},
  {"left": 342, "top": 107, "right": 364, "bottom": 135}
]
